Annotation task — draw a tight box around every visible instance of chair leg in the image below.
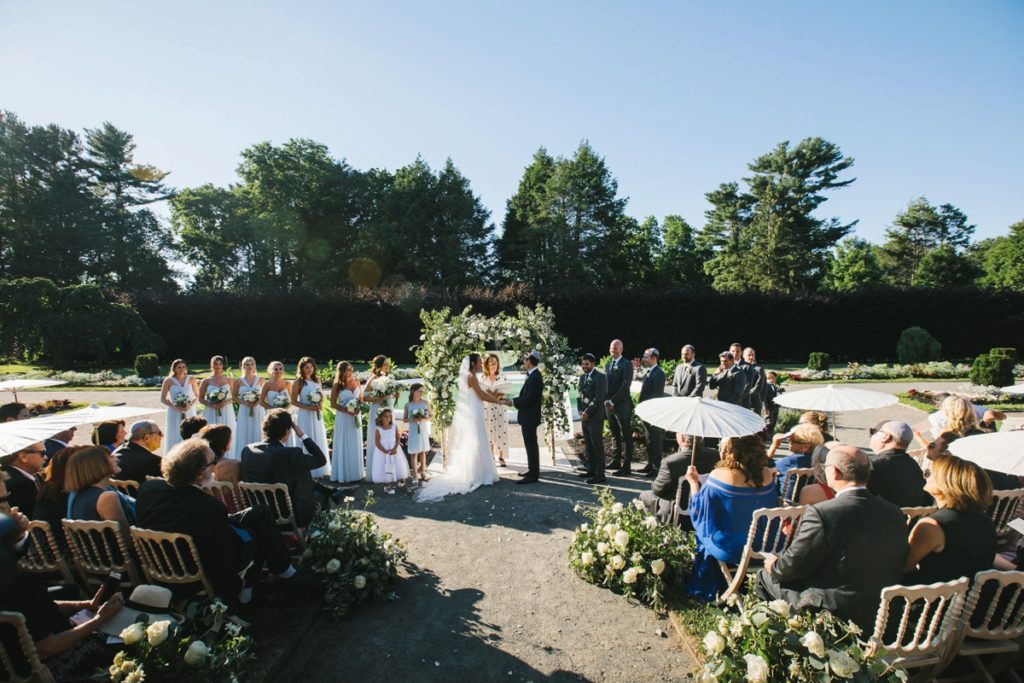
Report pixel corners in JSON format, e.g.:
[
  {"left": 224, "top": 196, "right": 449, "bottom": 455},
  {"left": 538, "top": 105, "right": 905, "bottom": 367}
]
[{"left": 968, "top": 655, "right": 996, "bottom": 683}]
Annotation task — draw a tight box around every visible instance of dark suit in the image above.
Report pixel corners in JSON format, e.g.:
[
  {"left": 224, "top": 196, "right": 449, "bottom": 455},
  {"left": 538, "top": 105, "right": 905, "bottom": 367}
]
[
  {"left": 512, "top": 368, "right": 544, "bottom": 479},
  {"left": 866, "top": 449, "right": 932, "bottom": 508},
  {"left": 757, "top": 488, "right": 909, "bottom": 632},
  {"left": 764, "top": 382, "right": 780, "bottom": 433},
  {"left": 112, "top": 441, "right": 162, "bottom": 483},
  {"left": 738, "top": 360, "right": 768, "bottom": 414},
  {"left": 578, "top": 370, "right": 607, "bottom": 479},
  {"left": 43, "top": 439, "right": 68, "bottom": 462},
  {"left": 709, "top": 365, "right": 747, "bottom": 405},
  {"left": 239, "top": 437, "right": 327, "bottom": 527},
  {"left": 604, "top": 357, "right": 633, "bottom": 468},
  {"left": 639, "top": 444, "right": 720, "bottom": 523},
  {"left": 638, "top": 365, "right": 666, "bottom": 471},
  {"left": 1, "top": 465, "right": 39, "bottom": 518},
  {"left": 671, "top": 361, "right": 707, "bottom": 398}
]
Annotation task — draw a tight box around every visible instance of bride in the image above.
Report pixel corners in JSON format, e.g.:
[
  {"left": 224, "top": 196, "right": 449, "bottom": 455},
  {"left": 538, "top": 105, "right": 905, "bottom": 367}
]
[{"left": 415, "top": 353, "right": 504, "bottom": 503}]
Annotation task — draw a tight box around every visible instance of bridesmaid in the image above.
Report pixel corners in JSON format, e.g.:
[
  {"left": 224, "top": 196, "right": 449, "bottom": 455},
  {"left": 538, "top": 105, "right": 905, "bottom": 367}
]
[
  {"left": 363, "top": 355, "right": 399, "bottom": 478},
  {"left": 481, "top": 353, "right": 509, "bottom": 467},
  {"left": 160, "top": 359, "right": 198, "bottom": 454},
  {"left": 198, "top": 356, "right": 237, "bottom": 440},
  {"left": 403, "top": 382, "right": 432, "bottom": 482},
  {"left": 259, "top": 361, "right": 296, "bottom": 447},
  {"left": 330, "top": 361, "right": 364, "bottom": 483},
  {"left": 232, "top": 356, "right": 265, "bottom": 459},
  {"left": 291, "top": 356, "right": 330, "bottom": 478}
]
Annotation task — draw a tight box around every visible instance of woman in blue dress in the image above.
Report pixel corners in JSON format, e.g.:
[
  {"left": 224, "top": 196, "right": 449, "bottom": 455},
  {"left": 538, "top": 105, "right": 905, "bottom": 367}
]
[
  {"left": 330, "top": 361, "right": 364, "bottom": 483},
  {"left": 684, "top": 434, "right": 778, "bottom": 602}
]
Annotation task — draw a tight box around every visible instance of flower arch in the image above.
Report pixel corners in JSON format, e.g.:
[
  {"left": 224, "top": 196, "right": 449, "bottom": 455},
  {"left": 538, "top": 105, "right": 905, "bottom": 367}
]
[{"left": 415, "top": 304, "right": 575, "bottom": 462}]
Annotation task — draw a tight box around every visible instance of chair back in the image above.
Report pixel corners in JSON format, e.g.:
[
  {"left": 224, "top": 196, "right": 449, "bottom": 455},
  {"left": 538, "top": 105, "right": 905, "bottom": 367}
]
[
  {"left": 110, "top": 479, "right": 139, "bottom": 498},
  {"left": 61, "top": 519, "right": 141, "bottom": 588},
  {"left": 17, "top": 521, "right": 77, "bottom": 587},
  {"left": 237, "top": 481, "right": 303, "bottom": 548},
  {"left": 780, "top": 467, "right": 816, "bottom": 504},
  {"left": 960, "top": 569, "right": 1024, "bottom": 641},
  {"left": 900, "top": 506, "right": 938, "bottom": 528},
  {"left": 870, "top": 578, "right": 968, "bottom": 667},
  {"left": 0, "top": 611, "right": 55, "bottom": 683},
  {"left": 717, "top": 506, "right": 805, "bottom": 604},
  {"left": 987, "top": 488, "right": 1024, "bottom": 535},
  {"left": 201, "top": 480, "right": 241, "bottom": 513},
  {"left": 129, "top": 527, "right": 214, "bottom": 597}
]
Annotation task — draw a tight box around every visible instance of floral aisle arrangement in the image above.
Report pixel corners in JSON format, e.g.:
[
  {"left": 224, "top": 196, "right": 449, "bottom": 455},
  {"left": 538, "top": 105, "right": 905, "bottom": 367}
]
[
  {"left": 108, "top": 600, "right": 253, "bottom": 682},
  {"left": 567, "top": 488, "right": 694, "bottom": 613},
  {"left": 300, "top": 492, "right": 407, "bottom": 618},
  {"left": 698, "top": 597, "right": 907, "bottom": 682}
]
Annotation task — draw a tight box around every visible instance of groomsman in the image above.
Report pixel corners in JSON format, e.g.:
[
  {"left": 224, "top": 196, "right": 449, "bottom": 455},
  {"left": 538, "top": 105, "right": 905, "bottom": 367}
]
[
  {"left": 671, "top": 344, "right": 707, "bottom": 397},
  {"left": 741, "top": 347, "right": 768, "bottom": 416},
  {"left": 637, "top": 348, "right": 666, "bottom": 477},
  {"left": 709, "top": 350, "right": 747, "bottom": 405},
  {"left": 604, "top": 339, "right": 633, "bottom": 477},
  {"left": 577, "top": 353, "right": 607, "bottom": 484},
  {"left": 729, "top": 342, "right": 752, "bottom": 408}
]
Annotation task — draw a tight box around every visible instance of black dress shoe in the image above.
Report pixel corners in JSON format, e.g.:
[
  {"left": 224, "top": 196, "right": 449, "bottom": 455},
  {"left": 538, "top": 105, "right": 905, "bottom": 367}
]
[
  {"left": 645, "top": 470, "right": 657, "bottom": 479},
  {"left": 612, "top": 468, "right": 631, "bottom": 477},
  {"left": 517, "top": 471, "right": 530, "bottom": 477},
  {"left": 577, "top": 471, "right": 592, "bottom": 478},
  {"left": 635, "top": 466, "right": 654, "bottom": 474},
  {"left": 608, "top": 461, "right": 623, "bottom": 470},
  {"left": 516, "top": 476, "right": 539, "bottom": 485},
  {"left": 585, "top": 477, "right": 607, "bottom": 485}
]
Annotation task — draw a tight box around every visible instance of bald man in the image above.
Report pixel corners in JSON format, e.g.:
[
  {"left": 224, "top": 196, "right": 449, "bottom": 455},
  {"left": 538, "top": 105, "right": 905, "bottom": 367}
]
[
  {"left": 604, "top": 339, "right": 634, "bottom": 476},
  {"left": 757, "top": 446, "right": 908, "bottom": 632}
]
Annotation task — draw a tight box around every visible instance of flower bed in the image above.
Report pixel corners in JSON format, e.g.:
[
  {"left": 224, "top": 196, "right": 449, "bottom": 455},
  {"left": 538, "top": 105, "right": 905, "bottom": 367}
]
[{"left": 0, "top": 370, "right": 164, "bottom": 387}]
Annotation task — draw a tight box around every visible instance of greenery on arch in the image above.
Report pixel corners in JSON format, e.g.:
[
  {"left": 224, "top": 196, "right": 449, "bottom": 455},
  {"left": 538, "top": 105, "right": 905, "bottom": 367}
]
[{"left": 415, "top": 304, "right": 575, "bottom": 444}]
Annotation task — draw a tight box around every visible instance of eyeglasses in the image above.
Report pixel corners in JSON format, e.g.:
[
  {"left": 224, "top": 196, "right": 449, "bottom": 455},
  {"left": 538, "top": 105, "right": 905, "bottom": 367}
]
[{"left": 22, "top": 448, "right": 45, "bottom": 456}]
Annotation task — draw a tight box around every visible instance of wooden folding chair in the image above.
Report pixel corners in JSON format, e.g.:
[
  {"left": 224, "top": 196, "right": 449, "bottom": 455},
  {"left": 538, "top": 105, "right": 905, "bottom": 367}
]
[
  {"left": 671, "top": 477, "right": 690, "bottom": 527},
  {"left": 61, "top": 519, "right": 142, "bottom": 589},
  {"left": 202, "top": 480, "right": 241, "bottom": 513},
  {"left": 129, "top": 527, "right": 215, "bottom": 598},
  {"left": 935, "top": 569, "right": 1024, "bottom": 683},
  {"left": 987, "top": 488, "right": 1024, "bottom": 536},
  {"left": 0, "top": 611, "right": 55, "bottom": 683},
  {"left": 870, "top": 577, "right": 969, "bottom": 681},
  {"left": 717, "top": 505, "right": 805, "bottom": 605},
  {"left": 780, "top": 467, "right": 816, "bottom": 505},
  {"left": 237, "top": 482, "right": 304, "bottom": 549},
  {"left": 17, "top": 521, "right": 78, "bottom": 588},
  {"left": 109, "top": 479, "right": 139, "bottom": 498},
  {"left": 901, "top": 506, "right": 938, "bottom": 528}
]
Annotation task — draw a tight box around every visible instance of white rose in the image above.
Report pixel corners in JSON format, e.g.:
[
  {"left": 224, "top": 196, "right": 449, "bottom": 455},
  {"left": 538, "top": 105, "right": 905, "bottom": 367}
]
[
  {"left": 580, "top": 551, "right": 594, "bottom": 566},
  {"left": 146, "top": 619, "right": 171, "bottom": 646},
  {"left": 614, "top": 530, "right": 630, "bottom": 549},
  {"left": 603, "top": 523, "right": 617, "bottom": 538},
  {"left": 611, "top": 502, "right": 624, "bottom": 514},
  {"left": 622, "top": 567, "right": 639, "bottom": 584},
  {"left": 650, "top": 558, "right": 666, "bottom": 576},
  {"left": 109, "top": 665, "right": 124, "bottom": 682},
  {"left": 643, "top": 516, "right": 658, "bottom": 529},
  {"left": 717, "top": 616, "right": 730, "bottom": 635},
  {"left": 184, "top": 639, "right": 210, "bottom": 665},
  {"left": 801, "top": 631, "right": 826, "bottom": 658},
  {"left": 729, "top": 620, "right": 744, "bottom": 638},
  {"left": 343, "top": 496, "right": 355, "bottom": 503},
  {"left": 125, "top": 672, "right": 144, "bottom": 683},
  {"left": 120, "top": 622, "right": 146, "bottom": 645},
  {"left": 326, "top": 558, "right": 342, "bottom": 573},
  {"left": 750, "top": 611, "right": 769, "bottom": 627},
  {"left": 828, "top": 649, "right": 860, "bottom": 678},
  {"left": 631, "top": 499, "right": 645, "bottom": 510},
  {"left": 596, "top": 542, "right": 609, "bottom": 555},
  {"left": 743, "top": 653, "right": 769, "bottom": 683},
  {"left": 702, "top": 631, "right": 725, "bottom": 655},
  {"left": 354, "top": 574, "right": 367, "bottom": 589},
  {"left": 768, "top": 599, "right": 791, "bottom": 617},
  {"left": 610, "top": 554, "right": 625, "bottom": 570}
]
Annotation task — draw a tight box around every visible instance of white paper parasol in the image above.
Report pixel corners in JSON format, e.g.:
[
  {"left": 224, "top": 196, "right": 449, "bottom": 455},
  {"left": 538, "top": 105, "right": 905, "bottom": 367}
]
[
  {"left": 58, "top": 403, "right": 159, "bottom": 424},
  {"left": 1000, "top": 384, "right": 1024, "bottom": 396},
  {"left": 773, "top": 384, "right": 898, "bottom": 413},
  {"left": 635, "top": 397, "right": 766, "bottom": 438},
  {"left": 0, "top": 413, "right": 84, "bottom": 456},
  {"left": 947, "top": 431, "right": 1024, "bottom": 475},
  {"left": 0, "top": 379, "right": 67, "bottom": 401}
]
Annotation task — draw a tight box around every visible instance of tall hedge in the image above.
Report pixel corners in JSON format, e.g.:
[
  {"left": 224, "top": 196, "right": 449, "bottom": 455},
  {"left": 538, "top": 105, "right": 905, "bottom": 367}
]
[{"left": 129, "top": 285, "right": 1024, "bottom": 365}]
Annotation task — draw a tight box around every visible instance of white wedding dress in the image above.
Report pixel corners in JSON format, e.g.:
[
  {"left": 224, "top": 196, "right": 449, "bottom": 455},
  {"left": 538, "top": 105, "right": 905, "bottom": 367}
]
[{"left": 415, "top": 358, "right": 499, "bottom": 503}]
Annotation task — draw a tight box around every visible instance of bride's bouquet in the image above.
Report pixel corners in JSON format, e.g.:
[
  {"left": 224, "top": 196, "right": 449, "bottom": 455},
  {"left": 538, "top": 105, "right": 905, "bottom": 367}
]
[
  {"left": 343, "top": 397, "right": 361, "bottom": 425},
  {"left": 304, "top": 388, "right": 324, "bottom": 421},
  {"left": 272, "top": 393, "right": 291, "bottom": 408},
  {"left": 366, "top": 376, "right": 399, "bottom": 400},
  {"left": 410, "top": 407, "right": 429, "bottom": 421},
  {"left": 205, "top": 386, "right": 230, "bottom": 418},
  {"left": 239, "top": 388, "right": 261, "bottom": 416}
]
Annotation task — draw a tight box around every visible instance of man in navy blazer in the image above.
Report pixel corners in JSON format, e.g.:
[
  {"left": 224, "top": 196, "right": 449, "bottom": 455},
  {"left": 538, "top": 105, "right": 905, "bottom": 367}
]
[{"left": 507, "top": 351, "right": 544, "bottom": 484}]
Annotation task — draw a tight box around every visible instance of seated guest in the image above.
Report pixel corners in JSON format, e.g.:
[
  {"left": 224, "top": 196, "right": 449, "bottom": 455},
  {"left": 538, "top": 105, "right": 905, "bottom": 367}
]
[
  {"left": 198, "top": 424, "right": 240, "bottom": 485},
  {"left": 0, "top": 442, "right": 45, "bottom": 517},
  {"left": 239, "top": 409, "right": 327, "bottom": 528},
  {"left": 92, "top": 419, "right": 126, "bottom": 452},
  {"left": 32, "top": 446, "right": 83, "bottom": 547},
  {"left": 639, "top": 434, "right": 718, "bottom": 525},
  {"left": 136, "top": 439, "right": 303, "bottom": 612},
  {"left": 800, "top": 411, "right": 834, "bottom": 442},
  {"left": 44, "top": 427, "right": 76, "bottom": 461},
  {"left": 112, "top": 420, "right": 164, "bottom": 483},
  {"left": 65, "top": 447, "right": 136, "bottom": 528},
  {"left": 179, "top": 415, "right": 208, "bottom": 441},
  {"left": 928, "top": 394, "right": 1003, "bottom": 435},
  {"left": 768, "top": 423, "right": 824, "bottom": 483},
  {"left": 867, "top": 420, "right": 932, "bottom": 507},
  {"left": 0, "top": 402, "right": 29, "bottom": 423},
  {"left": 797, "top": 445, "right": 836, "bottom": 506},
  {"left": 904, "top": 455, "right": 996, "bottom": 584},
  {"left": 684, "top": 435, "right": 778, "bottom": 602},
  {"left": 758, "top": 446, "right": 909, "bottom": 632}
]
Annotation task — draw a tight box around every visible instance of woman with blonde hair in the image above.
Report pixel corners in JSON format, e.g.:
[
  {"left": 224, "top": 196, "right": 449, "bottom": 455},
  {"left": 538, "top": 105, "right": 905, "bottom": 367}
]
[
  {"left": 232, "top": 356, "right": 264, "bottom": 458},
  {"left": 767, "top": 422, "right": 825, "bottom": 483},
  {"left": 904, "top": 454, "right": 996, "bottom": 584},
  {"left": 160, "top": 359, "right": 199, "bottom": 453}
]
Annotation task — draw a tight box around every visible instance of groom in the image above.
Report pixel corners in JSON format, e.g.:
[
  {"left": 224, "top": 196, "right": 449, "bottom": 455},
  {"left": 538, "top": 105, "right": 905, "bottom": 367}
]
[{"left": 505, "top": 350, "right": 543, "bottom": 485}]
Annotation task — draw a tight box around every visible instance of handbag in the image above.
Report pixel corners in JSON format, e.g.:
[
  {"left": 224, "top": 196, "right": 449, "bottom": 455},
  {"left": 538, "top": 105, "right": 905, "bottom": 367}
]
[{"left": 383, "top": 455, "right": 397, "bottom": 477}]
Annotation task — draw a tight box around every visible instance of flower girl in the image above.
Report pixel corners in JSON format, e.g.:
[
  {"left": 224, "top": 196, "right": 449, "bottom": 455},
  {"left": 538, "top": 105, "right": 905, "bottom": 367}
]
[
  {"left": 403, "top": 383, "right": 432, "bottom": 483},
  {"left": 371, "top": 408, "right": 409, "bottom": 494}
]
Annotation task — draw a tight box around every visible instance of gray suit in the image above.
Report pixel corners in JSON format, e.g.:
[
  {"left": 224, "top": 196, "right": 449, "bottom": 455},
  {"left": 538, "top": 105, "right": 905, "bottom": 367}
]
[
  {"left": 639, "top": 444, "right": 719, "bottom": 524},
  {"left": 671, "top": 361, "right": 707, "bottom": 398},
  {"left": 709, "top": 365, "right": 747, "bottom": 405},
  {"left": 738, "top": 360, "right": 768, "bottom": 414},
  {"left": 577, "top": 370, "right": 607, "bottom": 479},
  {"left": 638, "top": 364, "right": 666, "bottom": 471},
  {"left": 604, "top": 357, "right": 633, "bottom": 468}
]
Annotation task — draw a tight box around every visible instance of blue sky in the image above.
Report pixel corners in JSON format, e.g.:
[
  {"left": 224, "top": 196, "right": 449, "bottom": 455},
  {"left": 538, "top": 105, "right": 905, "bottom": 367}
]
[{"left": 2, "top": 1, "right": 1022, "bottom": 241}]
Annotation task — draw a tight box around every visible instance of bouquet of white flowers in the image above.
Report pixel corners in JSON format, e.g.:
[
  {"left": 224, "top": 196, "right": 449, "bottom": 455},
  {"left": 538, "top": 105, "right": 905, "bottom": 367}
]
[
  {"left": 205, "top": 386, "right": 230, "bottom": 418},
  {"left": 304, "top": 388, "right": 324, "bottom": 421},
  {"left": 343, "top": 397, "right": 361, "bottom": 425},
  {"left": 272, "top": 393, "right": 290, "bottom": 408},
  {"left": 172, "top": 393, "right": 192, "bottom": 410},
  {"left": 366, "top": 375, "right": 399, "bottom": 400},
  {"left": 411, "top": 407, "right": 429, "bottom": 421},
  {"left": 239, "top": 388, "right": 260, "bottom": 417}
]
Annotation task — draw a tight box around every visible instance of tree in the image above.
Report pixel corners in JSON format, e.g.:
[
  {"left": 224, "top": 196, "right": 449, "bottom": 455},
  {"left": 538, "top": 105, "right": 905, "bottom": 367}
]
[
  {"left": 170, "top": 184, "right": 252, "bottom": 291},
  {"left": 911, "top": 244, "right": 982, "bottom": 288},
  {"left": 978, "top": 220, "right": 1024, "bottom": 290},
  {"left": 496, "top": 147, "right": 556, "bottom": 284},
  {"left": 881, "top": 197, "right": 976, "bottom": 286},
  {"left": 601, "top": 215, "right": 662, "bottom": 288},
  {"left": 655, "top": 215, "right": 708, "bottom": 287},
  {"left": 700, "top": 138, "right": 856, "bottom": 293},
  {"left": 822, "top": 238, "right": 886, "bottom": 292}
]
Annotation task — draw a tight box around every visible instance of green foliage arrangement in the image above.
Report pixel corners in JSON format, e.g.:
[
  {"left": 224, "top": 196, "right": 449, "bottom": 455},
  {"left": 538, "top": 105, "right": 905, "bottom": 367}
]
[
  {"left": 807, "top": 352, "right": 830, "bottom": 371},
  {"left": 970, "top": 349, "right": 1015, "bottom": 388},
  {"left": 698, "top": 596, "right": 907, "bottom": 682},
  {"left": 895, "top": 326, "right": 941, "bottom": 363},
  {"left": 134, "top": 353, "right": 161, "bottom": 377},
  {"left": 568, "top": 488, "right": 694, "bottom": 613},
  {"left": 300, "top": 492, "right": 407, "bottom": 618}
]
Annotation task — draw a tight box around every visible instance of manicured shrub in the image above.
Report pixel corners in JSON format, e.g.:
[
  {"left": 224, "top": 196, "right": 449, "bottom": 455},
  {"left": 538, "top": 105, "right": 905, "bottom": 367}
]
[
  {"left": 134, "top": 353, "right": 161, "bottom": 377},
  {"left": 807, "top": 352, "right": 830, "bottom": 371},
  {"left": 970, "top": 350, "right": 1015, "bottom": 388},
  {"left": 896, "top": 326, "right": 942, "bottom": 363},
  {"left": 990, "top": 347, "right": 1018, "bottom": 361}
]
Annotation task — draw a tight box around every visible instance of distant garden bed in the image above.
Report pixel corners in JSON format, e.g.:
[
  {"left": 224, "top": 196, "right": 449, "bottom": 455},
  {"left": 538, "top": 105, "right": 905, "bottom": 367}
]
[{"left": 784, "top": 361, "right": 1023, "bottom": 383}]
